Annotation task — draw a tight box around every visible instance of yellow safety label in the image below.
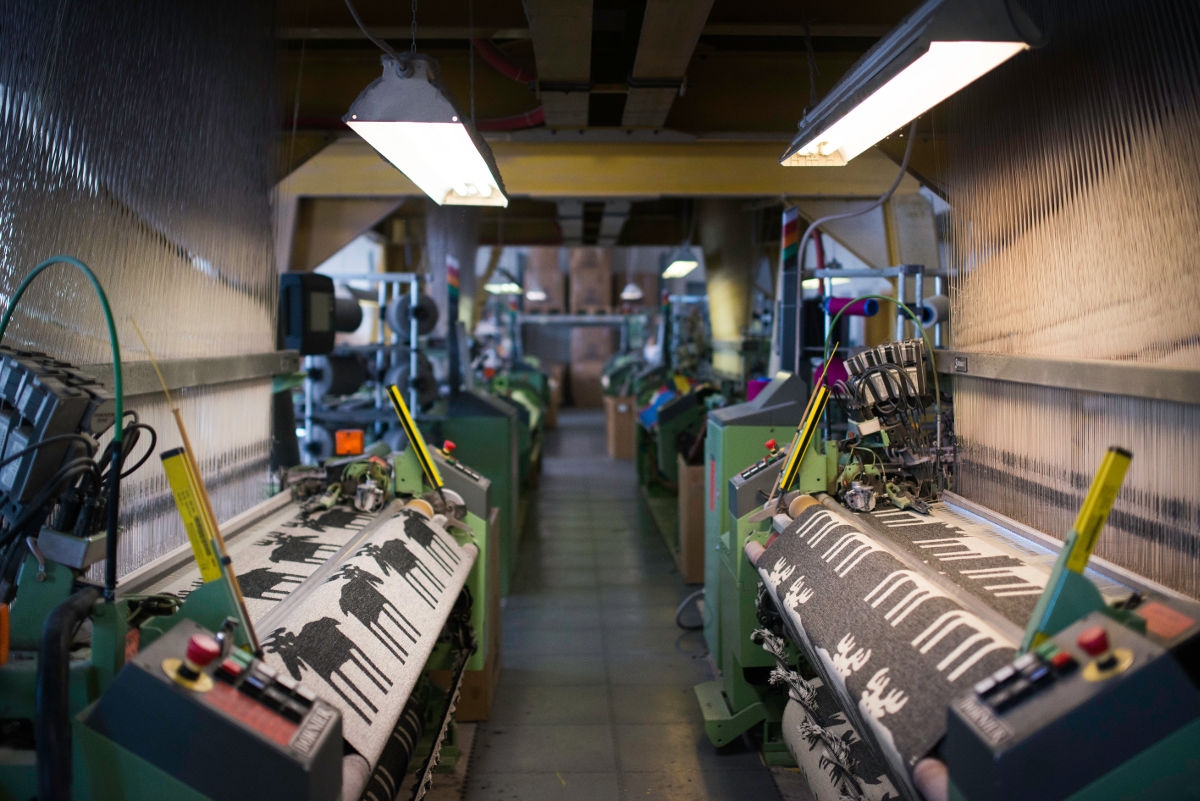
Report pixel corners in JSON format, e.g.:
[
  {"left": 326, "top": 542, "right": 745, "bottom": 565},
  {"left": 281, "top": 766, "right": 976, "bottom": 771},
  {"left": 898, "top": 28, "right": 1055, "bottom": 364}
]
[
  {"left": 1066, "top": 447, "right": 1132, "bottom": 574},
  {"left": 161, "top": 448, "right": 222, "bottom": 582},
  {"left": 781, "top": 384, "right": 829, "bottom": 491},
  {"left": 387, "top": 385, "right": 444, "bottom": 489}
]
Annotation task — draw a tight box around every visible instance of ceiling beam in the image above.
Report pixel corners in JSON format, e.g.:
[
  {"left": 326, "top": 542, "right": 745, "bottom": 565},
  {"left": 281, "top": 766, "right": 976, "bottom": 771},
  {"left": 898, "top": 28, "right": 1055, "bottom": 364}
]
[
  {"left": 596, "top": 201, "right": 632, "bottom": 245},
  {"left": 524, "top": 0, "right": 593, "bottom": 127},
  {"left": 274, "top": 23, "right": 891, "bottom": 42},
  {"left": 279, "top": 137, "right": 922, "bottom": 199},
  {"left": 557, "top": 199, "right": 585, "bottom": 244},
  {"left": 288, "top": 197, "right": 404, "bottom": 272},
  {"left": 623, "top": 0, "right": 715, "bottom": 129}
]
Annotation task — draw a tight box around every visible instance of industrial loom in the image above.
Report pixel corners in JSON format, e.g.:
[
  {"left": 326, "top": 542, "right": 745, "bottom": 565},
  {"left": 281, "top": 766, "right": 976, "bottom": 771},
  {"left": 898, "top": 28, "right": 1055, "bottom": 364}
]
[
  {"left": 732, "top": 330, "right": 1200, "bottom": 801},
  {"left": 0, "top": 325, "right": 491, "bottom": 801}
]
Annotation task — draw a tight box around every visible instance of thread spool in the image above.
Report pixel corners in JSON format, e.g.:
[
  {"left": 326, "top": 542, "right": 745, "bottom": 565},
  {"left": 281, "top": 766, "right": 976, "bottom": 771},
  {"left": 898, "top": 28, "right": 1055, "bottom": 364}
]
[
  {"left": 309, "top": 354, "right": 368, "bottom": 399},
  {"left": 386, "top": 294, "right": 440, "bottom": 337},
  {"left": 333, "top": 291, "right": 364, "bottom": 332},
  {"left": 920, "top": 295, "right": 950, "bottom": 326},
  {"left": 824, "top": 296, "right": 879, "bottom": 317},
  {"left": 384, "top": 352, "right": 438, "bottom": 407}
]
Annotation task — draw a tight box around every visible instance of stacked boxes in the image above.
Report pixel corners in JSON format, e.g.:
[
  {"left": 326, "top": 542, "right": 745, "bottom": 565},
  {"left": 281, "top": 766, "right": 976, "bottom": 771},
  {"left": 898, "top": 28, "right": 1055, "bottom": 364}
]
[
  {"left": 568, "top": 248, "right": 612, "bottom": 313},
  {"left": 568, "top": 327, "right": 614, "bottom": 408},
  {"left": 524, "top": 247, "right": 566, "bottom": 313}
]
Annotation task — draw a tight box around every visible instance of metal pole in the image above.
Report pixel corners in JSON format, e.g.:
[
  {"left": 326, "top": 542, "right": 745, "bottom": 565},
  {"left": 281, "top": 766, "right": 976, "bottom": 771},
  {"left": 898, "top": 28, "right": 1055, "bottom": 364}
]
[
  {"left": 375, "top": 279, "right": 387, "bottom": 414},
  {"left": 934, "top": 275, "right": 945, "bottom": 348},
  {"left": 409, "top": 278, "right": 419, "bottom": 414},
  {"left": 914, "top": 266, "right": 925, "bottom": 342},
  {"left": 302, "top": 355, "right": 313, "bottom": 464}
]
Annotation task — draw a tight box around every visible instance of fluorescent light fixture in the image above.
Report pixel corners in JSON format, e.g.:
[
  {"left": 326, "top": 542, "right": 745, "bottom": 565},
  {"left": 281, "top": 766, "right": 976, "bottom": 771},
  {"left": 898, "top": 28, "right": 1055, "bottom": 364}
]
[
  {"left": 620, "top": 281, "right": 645, "bottom": 302},
  {"left": 781, "top": 0, "right": 1041, "bottom": 167},
  {"left": 801, "top": 277, "right": 854, "bottom": 290},
  {"left": 485, "top": 281, "right": 522, "bottom": 295},
  {"left": 662, "top": 246, "right": 700, "bottom": 279},
  {"left": 346, "top": 55, "right": 508, "bottom": 206},
  {"left": 524, "top": 283, "right": 548, "bottom": 302}
]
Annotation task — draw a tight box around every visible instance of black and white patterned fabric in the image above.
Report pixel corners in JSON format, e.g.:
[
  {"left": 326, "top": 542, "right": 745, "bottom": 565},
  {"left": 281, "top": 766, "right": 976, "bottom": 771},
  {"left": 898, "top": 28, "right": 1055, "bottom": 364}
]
[
  {"left": 757, "top": 501, "right": 1019, "bottom": 783},
  {"left": 152, "top": 502, "right": 378, "bottom": 617},
  {"left": 149, "top": 501, "right": 477, "bottom": 769}
]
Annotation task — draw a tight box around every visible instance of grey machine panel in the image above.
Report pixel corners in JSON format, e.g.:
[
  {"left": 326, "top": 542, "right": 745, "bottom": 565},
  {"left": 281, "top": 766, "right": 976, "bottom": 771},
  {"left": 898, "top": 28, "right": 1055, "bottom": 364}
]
[
  {"left": 709, "top": 373, "right": 809, "bottom": 428},
  {"left": 945, "top": 612, "right": 1200, "bottom": 801},
  {"left": 81, "top": 619, "right": 342, "bottom": 801},
  {"left": 432, "top": 449, "right": 491, "bottom": 520},
  {"left": 727, "top": 448, "right": 787, "bottom": 520}
]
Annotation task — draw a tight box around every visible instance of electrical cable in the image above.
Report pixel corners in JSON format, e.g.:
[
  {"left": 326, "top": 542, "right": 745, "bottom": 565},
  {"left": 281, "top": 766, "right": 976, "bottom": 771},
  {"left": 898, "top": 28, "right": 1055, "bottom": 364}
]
[
  {"left": 342, "top": 0, "right": 401, "bottom": 60},
  {"left": 821, "top": 293, "right": 943, "bottom": 488},
  {"left": 37, "top": 585, "right": 100, "bottom": 801},
  {"left": 0, "top": 255, "right": 124, "bottom": 600},
  {"left": 675, "top": 589, "right": 705, "bottom": 631},
  {"left": 792, "top": 118, "right": 919, "bottom": 375},
  {"left": 116, "top": 423, "right": 157, "bottom": 478},
  {"left": 0, "top": 433, "right": 95, "bottom": 473}
]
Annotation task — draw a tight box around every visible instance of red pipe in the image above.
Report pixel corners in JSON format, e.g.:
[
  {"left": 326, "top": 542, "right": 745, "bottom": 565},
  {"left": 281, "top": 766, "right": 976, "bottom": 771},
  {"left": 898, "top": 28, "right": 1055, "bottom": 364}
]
[
  {"left": 472, "top": 39, "right": 535, "bottom": 83},
  {"left": 814, "top": 227, "right": 827, "bottom": 296},
  {"left": 475, "top": 106, "right": 546, "bottom": 131}
]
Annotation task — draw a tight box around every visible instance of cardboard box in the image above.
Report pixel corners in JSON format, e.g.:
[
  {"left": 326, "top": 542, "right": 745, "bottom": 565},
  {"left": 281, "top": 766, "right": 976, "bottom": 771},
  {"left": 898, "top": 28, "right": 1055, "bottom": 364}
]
[
  {"left": 677, "top": 454, "right": 705, "bottom": 584},
  {"left": 568, "top": 247, "right": 613, "bottom": 313},
  {"left": 604, "top": 395, "right": 636, "bottom": 460},
  {"left": 524, "top": 247, "right": 565, "bottom": 313},
  {"left": 570, "top": 360, "right": 606, "bottom": 408},
  {"left": 570, "top": 326, "right": 616, "bottom": 363}
]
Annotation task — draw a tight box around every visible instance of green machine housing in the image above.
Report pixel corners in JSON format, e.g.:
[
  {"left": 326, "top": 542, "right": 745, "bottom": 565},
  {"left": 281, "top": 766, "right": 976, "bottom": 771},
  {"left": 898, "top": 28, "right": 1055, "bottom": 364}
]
[
  {"left": 423, "top": 389, "right": 521, "bottom": 596},
  {"left": 694, "top": 373, "right": 836, "bottom": 758}
]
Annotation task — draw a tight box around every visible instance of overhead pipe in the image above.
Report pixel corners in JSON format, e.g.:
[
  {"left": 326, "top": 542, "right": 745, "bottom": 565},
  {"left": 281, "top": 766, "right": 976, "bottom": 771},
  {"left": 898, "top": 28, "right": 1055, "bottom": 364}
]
[
  {"left": 471, "top": 39, "right": 535, "bottom": 84},
  {"left": 475, "top": 106, "right": 546, "bottom": 131}
]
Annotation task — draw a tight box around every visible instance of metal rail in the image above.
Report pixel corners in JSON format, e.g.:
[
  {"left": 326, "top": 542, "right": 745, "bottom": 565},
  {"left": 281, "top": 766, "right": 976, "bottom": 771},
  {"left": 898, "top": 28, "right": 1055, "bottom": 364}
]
[{"left": 933, "top": 350, "right": 1200, "bottom": 406}]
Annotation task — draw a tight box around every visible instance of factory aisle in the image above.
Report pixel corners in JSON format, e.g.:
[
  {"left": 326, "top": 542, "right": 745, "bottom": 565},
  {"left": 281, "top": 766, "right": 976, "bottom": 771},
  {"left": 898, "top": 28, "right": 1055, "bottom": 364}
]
[{"left": 464, "top": 409, "right": 783, "bottom": 801}]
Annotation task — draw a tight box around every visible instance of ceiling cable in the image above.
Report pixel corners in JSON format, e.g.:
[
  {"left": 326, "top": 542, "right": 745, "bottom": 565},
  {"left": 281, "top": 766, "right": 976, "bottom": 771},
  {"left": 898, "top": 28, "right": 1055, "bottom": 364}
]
[
  {"left": 468, "top": 0, "right": 475, "bottom": 122},
  {"left": 343, "top": 0, "right": 400, "bottom": 60},
  {"left": 411, "top": 0, "right": 419, "bottom": 54}
]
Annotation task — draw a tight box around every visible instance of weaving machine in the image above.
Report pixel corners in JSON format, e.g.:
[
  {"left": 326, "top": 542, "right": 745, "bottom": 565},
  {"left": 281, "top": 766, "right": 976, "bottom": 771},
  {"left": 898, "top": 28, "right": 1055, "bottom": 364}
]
[
  {"left": 0, "top": 333, "right": 492, "bottom": 801},
  {"left": 728, "top": 338, "right": 1200, "bottom": 800}
]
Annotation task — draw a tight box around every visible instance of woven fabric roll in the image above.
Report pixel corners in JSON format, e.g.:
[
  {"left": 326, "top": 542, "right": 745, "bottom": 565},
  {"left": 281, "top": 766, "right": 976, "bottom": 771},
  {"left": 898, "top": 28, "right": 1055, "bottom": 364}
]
[{"left": 758, "top": 502, "right": 1017, "bottom": 776}]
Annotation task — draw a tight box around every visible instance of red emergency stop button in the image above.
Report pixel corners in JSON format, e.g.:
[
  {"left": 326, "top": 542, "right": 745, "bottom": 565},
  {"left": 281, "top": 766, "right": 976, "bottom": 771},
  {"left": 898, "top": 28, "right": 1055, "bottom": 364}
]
[
  {"left": 443, "top": 439, "right": 457, "bottom": 454},
  {"left": 186, "top": 633, "right": 221, "bottom": 669},
  {"left": 765, "top": 439, "right": 777, "bottom": 451},
  {"left": 1076, "top": 625, "right": 1109, "bottom": 657}
]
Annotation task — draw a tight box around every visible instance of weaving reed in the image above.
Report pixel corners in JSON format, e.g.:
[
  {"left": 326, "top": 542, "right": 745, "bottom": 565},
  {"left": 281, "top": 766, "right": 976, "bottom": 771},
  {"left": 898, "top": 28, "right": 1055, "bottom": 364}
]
[
  {"left": 944, "top": 0, "right": 1200, "bottom": 596},
  {"left": 0, "top": 1, "right": 277, "bottom": 576}
]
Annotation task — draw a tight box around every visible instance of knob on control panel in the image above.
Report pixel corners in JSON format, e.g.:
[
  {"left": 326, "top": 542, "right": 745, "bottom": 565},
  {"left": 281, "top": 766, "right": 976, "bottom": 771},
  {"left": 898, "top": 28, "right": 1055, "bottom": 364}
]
[
  {"left": 1076, "top": 625, "right": 1109, "bottom": 657},
  {"left": 186, "top": 634, "right": 221, "bottom": 669}
]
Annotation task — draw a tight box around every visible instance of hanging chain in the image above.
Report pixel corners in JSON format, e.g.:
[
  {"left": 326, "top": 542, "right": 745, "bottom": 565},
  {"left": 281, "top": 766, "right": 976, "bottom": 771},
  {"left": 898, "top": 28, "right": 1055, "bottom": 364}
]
[{"left": 410, "top": 0, "right": 418, "bottom": 53}]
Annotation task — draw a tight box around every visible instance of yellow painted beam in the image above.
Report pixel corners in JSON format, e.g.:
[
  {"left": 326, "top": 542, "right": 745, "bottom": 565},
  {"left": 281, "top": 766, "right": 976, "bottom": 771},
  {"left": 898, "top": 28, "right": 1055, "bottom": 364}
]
[{"left": 279, "top": 137, "right": 921, "bottom": 200}]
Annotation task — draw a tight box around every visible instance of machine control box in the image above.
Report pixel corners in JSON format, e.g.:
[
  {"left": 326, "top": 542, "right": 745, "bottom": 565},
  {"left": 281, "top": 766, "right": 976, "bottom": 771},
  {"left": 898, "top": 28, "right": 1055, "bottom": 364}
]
[
  {"left": 945, "top": 612, "right": 1200, "bottom": 801},
  {"left": 80, "top": 620, "right": 342, "bottom": 801},
  {"left": 0, "top": 347, "right": 114, "bottom": 508},
  {"left": 727, "top": 448, "right": 786, "bottom": 519}
]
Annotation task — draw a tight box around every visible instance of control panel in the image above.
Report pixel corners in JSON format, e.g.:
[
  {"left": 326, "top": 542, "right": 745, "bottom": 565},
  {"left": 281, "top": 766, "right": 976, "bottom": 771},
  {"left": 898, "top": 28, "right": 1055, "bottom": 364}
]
[
  {"left": 727, "top": 440, "right": 787, "bottom": 519},
  {"left": 0, "top": 347, "right": 113, "bottom": 509},
  {"left": 80, "top": 620, "right": 342, "bottom": 801},
  {"left": 945, "top": 612, "right": 1200, "bottom": 801},
  {"left": 432, "top": 446, "right": 490, "bottom": 518}
]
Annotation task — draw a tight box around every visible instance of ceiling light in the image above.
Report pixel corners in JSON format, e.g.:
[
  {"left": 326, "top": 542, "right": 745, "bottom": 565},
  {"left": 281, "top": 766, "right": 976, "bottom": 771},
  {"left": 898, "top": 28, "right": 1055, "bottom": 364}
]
[
  {"left": 620, "top": 281, "right": 645, "bottom": 302},
  {"left": 346, "top": 55, "right": 508, "bottom": 206},
  {"left": 662, "top": 246, "right": 700, "bottom": 279},
  {"left": 485, "top": 281, "right": 522, "bottom": 295},
  {"left": 780, "top": 0, "right": 1041, "bottom": 167},
  {"left": 524, "top": 281, "right": 548, "bottom": 302}
]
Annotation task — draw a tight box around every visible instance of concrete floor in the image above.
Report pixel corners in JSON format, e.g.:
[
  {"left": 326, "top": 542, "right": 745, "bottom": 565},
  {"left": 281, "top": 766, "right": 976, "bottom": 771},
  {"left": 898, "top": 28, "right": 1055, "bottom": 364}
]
[{"left": 460, "top": 409, "right": 785, "bottom": 801}]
